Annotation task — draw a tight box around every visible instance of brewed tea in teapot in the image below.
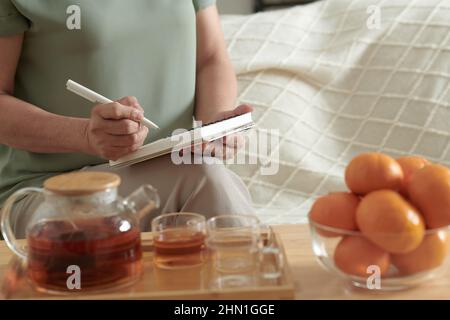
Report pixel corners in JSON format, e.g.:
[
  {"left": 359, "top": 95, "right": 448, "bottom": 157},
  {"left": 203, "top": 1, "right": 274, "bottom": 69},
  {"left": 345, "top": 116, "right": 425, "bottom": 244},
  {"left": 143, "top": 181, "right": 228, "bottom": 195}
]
[{"left": 1, "top": 172, "right": 160, "bottom": 293}]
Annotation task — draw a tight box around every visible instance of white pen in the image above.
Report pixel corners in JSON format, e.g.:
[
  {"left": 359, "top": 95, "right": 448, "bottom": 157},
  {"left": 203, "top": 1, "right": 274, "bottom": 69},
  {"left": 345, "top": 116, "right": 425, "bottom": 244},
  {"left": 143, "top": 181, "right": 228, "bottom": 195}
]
[{"left": 66, "top": 79, "right": 159, "bottom": 130}]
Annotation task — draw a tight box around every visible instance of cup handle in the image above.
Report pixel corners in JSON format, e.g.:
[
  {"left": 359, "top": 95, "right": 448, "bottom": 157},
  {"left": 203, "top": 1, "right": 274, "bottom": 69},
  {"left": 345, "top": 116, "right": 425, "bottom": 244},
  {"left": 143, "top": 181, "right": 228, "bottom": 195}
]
[
  {"left": 259, "top": 224, "right": 274, "bottom": 247},
  {"left": 125, "top": 185, "right": 161, "bottom": 220},
  {"left": 1, "top": 187, "right": 43, "bottom": 260},
  {"left": 260, "top": 246, "right": 284, "bottom": 280}
]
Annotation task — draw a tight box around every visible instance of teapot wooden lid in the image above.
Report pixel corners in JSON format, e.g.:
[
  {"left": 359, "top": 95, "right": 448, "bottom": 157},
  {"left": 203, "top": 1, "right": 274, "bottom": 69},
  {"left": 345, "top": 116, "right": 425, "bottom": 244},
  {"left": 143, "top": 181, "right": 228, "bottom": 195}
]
[{"left": 44, "top": 172, "right": 121, "bottom": 196}]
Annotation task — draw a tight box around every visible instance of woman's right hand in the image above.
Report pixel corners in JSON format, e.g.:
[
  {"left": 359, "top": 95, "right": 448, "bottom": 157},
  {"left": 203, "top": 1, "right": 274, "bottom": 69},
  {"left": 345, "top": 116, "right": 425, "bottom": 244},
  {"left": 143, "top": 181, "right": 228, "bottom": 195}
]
[{"left": 83, "top": 96, "right": 149, "bottom": 161}]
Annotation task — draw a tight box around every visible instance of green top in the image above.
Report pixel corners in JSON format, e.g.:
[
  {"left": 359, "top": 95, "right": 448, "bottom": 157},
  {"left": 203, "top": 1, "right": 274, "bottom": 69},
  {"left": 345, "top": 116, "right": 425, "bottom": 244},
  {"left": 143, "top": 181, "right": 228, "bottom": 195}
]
[{"left": 0, "top": 0, "right": 216, "bottom": 206}]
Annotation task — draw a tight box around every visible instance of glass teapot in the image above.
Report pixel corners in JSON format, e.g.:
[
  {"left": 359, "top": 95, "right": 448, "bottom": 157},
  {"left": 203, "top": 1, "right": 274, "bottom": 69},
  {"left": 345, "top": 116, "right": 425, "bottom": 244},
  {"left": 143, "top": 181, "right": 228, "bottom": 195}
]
[{"left": 0, "top": 171, "right": 160, "bottom": 293}]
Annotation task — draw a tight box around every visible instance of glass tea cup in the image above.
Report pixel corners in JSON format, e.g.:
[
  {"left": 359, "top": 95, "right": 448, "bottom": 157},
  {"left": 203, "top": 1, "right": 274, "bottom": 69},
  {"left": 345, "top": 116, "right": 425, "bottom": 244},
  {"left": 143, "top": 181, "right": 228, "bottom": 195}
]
[
  {"left": 152, "top": 212, "right": 206, "bottom": 269},
  {"left": 206, "top": 215, "right": 283, "bottom": 287}
]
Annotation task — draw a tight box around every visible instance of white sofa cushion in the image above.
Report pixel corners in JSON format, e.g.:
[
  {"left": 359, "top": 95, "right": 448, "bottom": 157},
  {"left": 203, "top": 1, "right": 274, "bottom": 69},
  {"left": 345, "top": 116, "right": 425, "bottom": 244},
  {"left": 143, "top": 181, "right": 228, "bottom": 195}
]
[{"left": 222, "top": 0, "right": 450, "bottom": 224}]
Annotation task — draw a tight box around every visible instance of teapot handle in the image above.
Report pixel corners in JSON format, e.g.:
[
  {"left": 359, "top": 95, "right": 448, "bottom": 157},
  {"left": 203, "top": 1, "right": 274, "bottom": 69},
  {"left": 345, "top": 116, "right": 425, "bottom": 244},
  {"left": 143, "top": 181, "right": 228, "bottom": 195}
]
[{"left": 1, "top": 187, "right": 43, "bottom": 260}]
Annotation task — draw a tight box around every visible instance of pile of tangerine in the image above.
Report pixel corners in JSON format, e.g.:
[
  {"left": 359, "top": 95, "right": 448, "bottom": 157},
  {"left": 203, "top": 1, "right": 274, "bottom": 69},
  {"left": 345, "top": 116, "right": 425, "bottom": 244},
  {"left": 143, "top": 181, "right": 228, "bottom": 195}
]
[{"left": 309, "top": 153, "right": 450, "bottom": 277}]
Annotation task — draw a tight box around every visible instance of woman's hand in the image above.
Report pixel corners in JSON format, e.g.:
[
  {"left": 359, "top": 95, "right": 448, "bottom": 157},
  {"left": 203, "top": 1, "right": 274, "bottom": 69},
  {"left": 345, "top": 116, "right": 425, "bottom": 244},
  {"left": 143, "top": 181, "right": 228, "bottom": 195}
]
[
  {"left": 84, "top": 96, "right": 149, "bottom": 161},
  {"left": 194, "top": 7, "right": 252, "bottom": 160},
  {"left": 193, "top": 104, "right": 253, "bottom": 159}
]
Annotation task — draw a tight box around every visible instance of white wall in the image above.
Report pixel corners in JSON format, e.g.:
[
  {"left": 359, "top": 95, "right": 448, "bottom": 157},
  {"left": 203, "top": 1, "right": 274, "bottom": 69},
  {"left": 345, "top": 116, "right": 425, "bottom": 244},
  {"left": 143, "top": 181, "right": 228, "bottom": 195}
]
[{"left": 217, "top": 0, "right": 254, "bottom": 14}]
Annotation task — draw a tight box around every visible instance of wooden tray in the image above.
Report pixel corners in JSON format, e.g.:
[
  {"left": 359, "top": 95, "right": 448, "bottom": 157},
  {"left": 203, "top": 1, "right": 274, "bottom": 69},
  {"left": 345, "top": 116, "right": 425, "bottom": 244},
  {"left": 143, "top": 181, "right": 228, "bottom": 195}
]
[{"left": 0, "top": 231, "right": 295, "bottom": 300}]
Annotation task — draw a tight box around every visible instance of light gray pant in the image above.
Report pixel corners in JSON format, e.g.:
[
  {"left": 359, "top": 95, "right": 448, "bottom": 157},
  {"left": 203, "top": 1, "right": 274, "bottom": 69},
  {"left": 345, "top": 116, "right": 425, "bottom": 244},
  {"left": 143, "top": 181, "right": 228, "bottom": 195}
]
[{"left": 8, "top": 155, "right": 255, "bottom": 238}]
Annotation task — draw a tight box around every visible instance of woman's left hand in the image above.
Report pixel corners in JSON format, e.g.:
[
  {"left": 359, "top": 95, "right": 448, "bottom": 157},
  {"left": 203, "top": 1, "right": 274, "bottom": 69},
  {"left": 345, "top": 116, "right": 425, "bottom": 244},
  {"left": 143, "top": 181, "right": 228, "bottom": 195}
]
[{"left": 192, "top": 104, "right": 253, "bottom": 159}]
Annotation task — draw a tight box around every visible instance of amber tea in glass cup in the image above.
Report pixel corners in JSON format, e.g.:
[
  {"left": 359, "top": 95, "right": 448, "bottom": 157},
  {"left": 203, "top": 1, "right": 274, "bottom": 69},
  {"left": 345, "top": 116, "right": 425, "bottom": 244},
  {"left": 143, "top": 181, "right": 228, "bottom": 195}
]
[{"left": 152, "top": 213, "right": 206, "bottom": 269}]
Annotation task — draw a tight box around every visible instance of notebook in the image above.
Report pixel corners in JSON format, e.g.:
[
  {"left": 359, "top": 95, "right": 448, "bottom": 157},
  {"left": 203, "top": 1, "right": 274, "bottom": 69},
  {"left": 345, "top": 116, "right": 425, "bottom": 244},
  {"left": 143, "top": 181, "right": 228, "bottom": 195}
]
[{"left": 109, "top": 113, "right": 255, "bottom": 167}]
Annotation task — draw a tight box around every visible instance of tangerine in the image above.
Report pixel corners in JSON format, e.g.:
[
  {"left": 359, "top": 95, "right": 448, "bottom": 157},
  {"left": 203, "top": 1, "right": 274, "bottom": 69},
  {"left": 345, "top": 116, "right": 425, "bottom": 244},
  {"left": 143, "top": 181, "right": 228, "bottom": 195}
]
[
  {"left": 391, "top": 231, "right": 449, "bottom": 275},
  {"left": 408, "top": 164, "right": 450, "bottom": 229},
  {"left": 356, "top": 190, "right": 425, "bottom": 254},
  {"left": 396, "top": 156, "right": 430, "bottom": 198},
  {"left": 345, "top": 153, "right": 403, "bottom": 195},
  {"left": 309, "top": 192, "right": 360, "bottom": 237},
  {"left": 334, "top": 236, "right": 390, "bottom": 277}
]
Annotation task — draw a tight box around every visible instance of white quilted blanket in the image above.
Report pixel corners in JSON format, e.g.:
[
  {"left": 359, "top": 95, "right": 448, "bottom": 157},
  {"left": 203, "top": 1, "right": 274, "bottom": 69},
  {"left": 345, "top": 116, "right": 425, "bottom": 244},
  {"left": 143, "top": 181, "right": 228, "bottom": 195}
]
[{"left": 222, "top": 0, "right": 450, "bottom": 224}]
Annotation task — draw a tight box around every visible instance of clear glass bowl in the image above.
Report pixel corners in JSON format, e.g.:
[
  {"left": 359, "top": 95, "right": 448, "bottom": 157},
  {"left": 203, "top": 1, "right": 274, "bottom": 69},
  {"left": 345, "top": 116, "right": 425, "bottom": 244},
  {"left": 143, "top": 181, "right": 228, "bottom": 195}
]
[{"left": 308, "top": 216, "right": 450, "bottom": 292}]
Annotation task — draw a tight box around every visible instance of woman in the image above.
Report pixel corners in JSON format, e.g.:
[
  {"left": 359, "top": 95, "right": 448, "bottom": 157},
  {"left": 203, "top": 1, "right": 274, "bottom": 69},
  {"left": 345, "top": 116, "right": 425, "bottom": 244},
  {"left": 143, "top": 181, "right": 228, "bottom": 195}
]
[{"left": 0, "top": 0, "right": 254, "bottom": 236}]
